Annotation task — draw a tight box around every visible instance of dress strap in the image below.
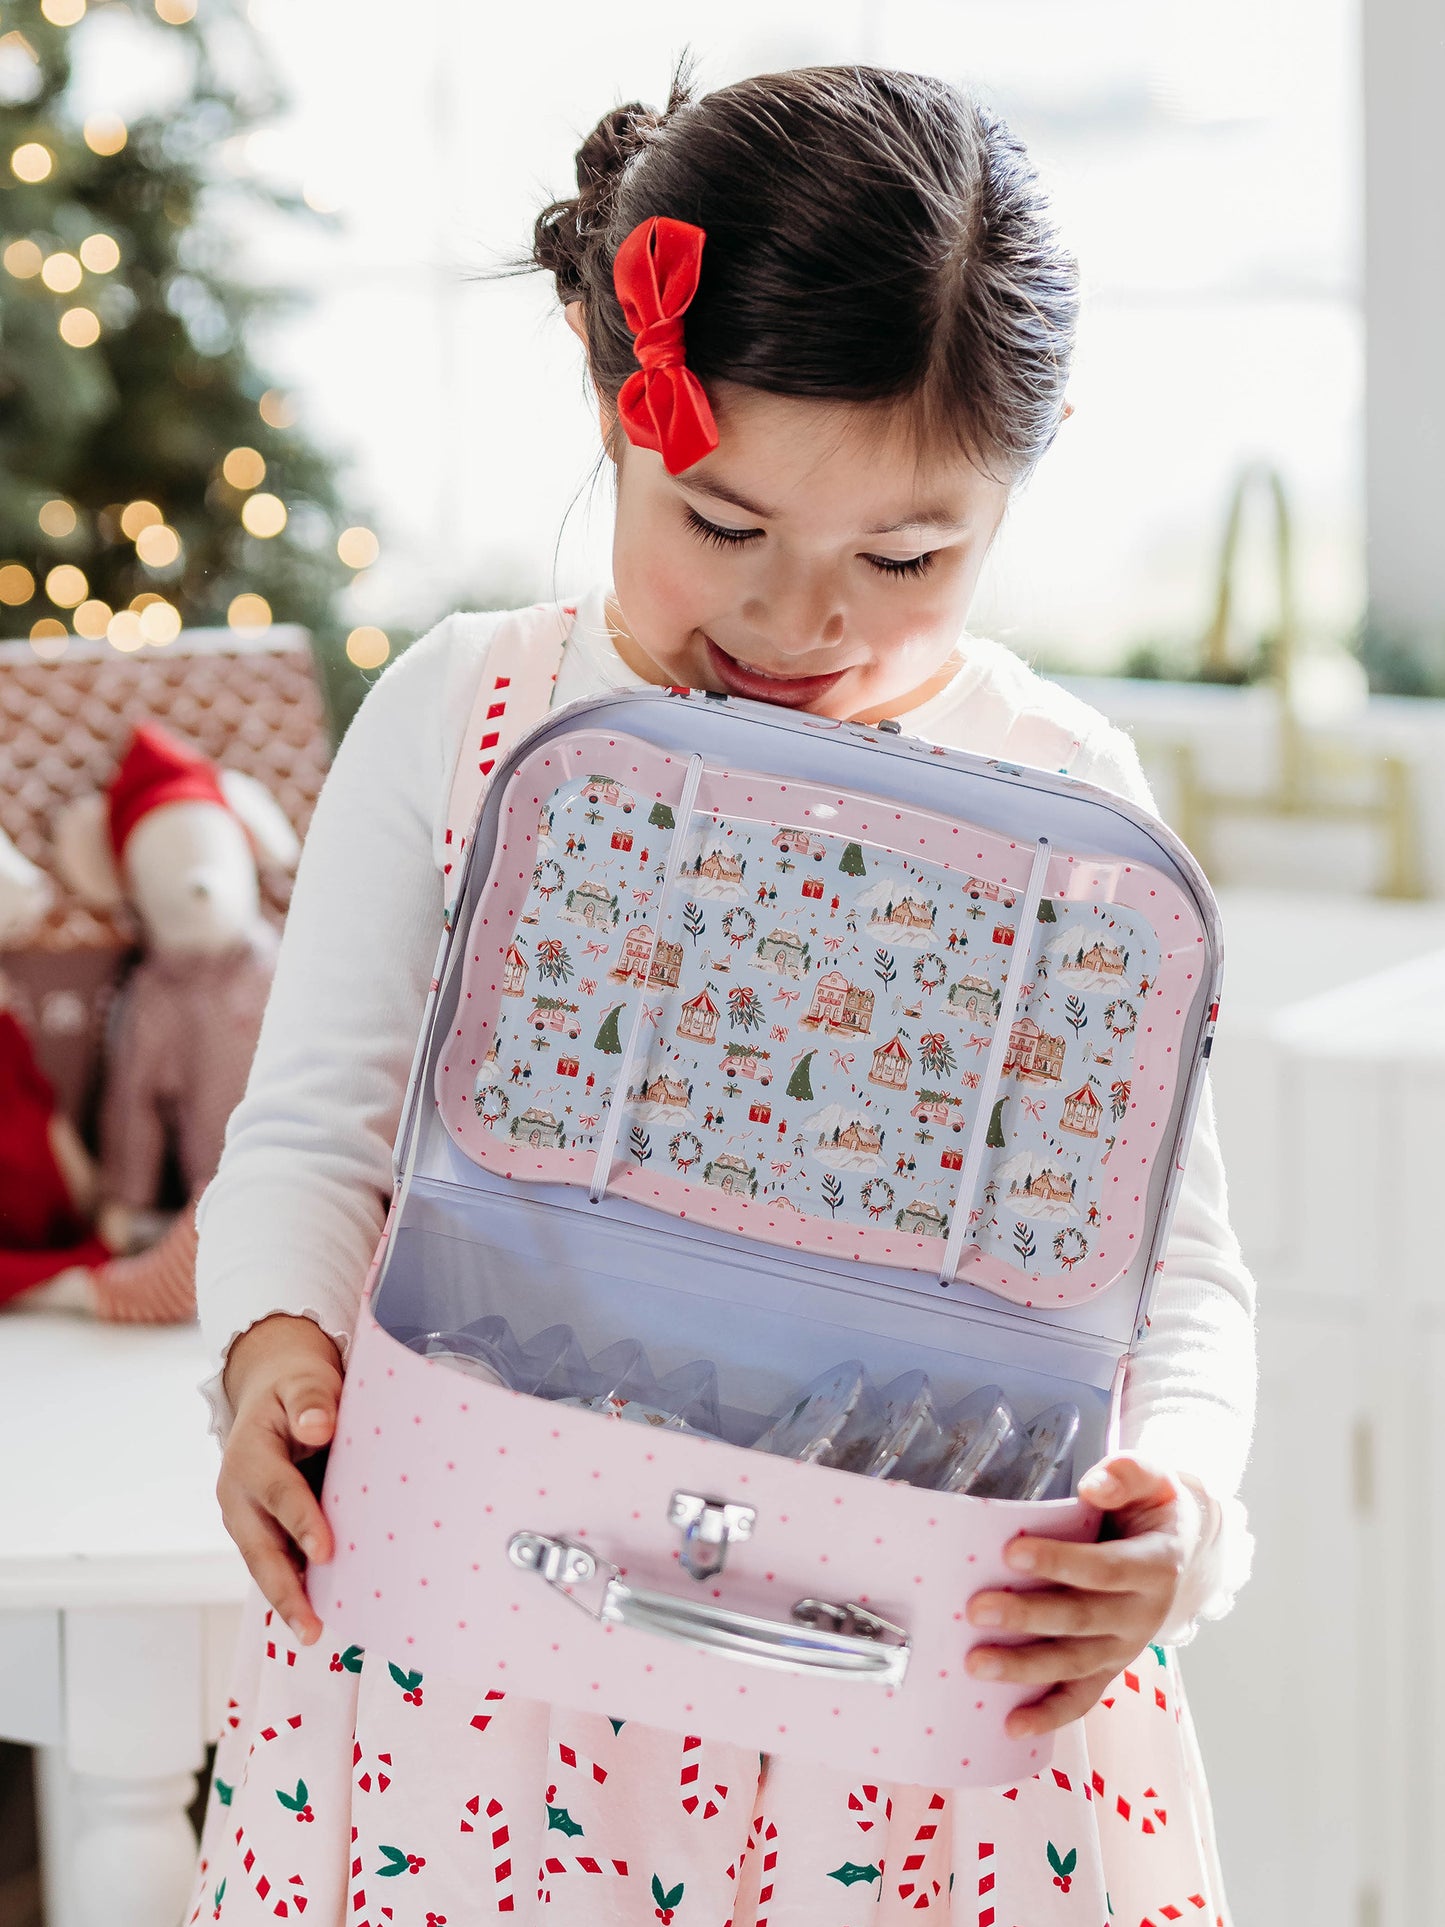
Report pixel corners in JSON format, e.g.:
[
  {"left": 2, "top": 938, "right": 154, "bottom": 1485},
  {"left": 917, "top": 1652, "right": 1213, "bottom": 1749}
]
[{"left": 441, "top": 601, "right": 578, "bottom": 912}]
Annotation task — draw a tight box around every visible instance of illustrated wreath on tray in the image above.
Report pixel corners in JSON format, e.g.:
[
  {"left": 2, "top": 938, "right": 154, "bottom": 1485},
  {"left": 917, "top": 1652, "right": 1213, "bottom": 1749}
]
[{"left": 861, "top": 1176, "right": 896, "bottom": 1221}]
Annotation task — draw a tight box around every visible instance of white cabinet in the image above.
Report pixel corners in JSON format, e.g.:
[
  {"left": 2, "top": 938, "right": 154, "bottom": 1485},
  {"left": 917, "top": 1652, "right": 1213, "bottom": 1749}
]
[
  {"left": 1189, "top": 935, "right": 1445, "bottom": 1926},
  {"left": 1184, "top": 1293, "right": 1368, "bottom": 1927}
]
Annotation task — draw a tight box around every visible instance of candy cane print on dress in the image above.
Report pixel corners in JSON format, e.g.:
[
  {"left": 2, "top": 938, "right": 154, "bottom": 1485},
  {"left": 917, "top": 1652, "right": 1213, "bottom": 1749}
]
[
  {"left": 389, "top": 601, "right": 579, "bottom": 1197},
  {"left": 441, "top": 601, "right": 578, "bottom": 915}
]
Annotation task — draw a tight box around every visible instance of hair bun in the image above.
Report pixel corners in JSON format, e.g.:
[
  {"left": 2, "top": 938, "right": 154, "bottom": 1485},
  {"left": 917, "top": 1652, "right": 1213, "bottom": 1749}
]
[
  {"left": 532, "top": 100, "right": 664, "bottom": 303},
  {"left": 576, "top": 101, "right": 660, "bottom": 200}
]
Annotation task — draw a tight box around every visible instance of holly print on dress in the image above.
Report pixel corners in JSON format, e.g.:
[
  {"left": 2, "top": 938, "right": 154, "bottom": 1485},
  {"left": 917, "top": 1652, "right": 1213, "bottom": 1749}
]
[
  {"left": 387, "top": 1663, "right": 423, "bottom": 1706},
  {"left": 827, "top": 1861, "right": 881, "bottom": 1885},
  {"left": 375, "top": 1843, "right": 426, "bottom": 1876},
  {"left": 1046, "top": 1841, "right": 1077, "bottom": 1892},
  {"left": 275, "top": 1779, "right": 315, "bottom": 1822},
  {"left": 651, "top": 1874, "right": 684, "bottom": 1922}
]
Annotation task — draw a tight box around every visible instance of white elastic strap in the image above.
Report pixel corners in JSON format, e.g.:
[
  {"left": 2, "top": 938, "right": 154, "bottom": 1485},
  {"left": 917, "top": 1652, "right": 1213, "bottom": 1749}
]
[
  {"left": 588, "top": 753, "right": 707, "bottom": 1204},
  {"left": 937, "top": 835, "right": 1053, "bottom": 1286}
]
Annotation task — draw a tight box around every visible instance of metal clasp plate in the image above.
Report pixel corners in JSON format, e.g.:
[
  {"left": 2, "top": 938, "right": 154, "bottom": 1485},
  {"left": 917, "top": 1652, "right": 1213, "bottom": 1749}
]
[
  {"left": 668, "top": 1491, "right": 757, "bottom": 1580},
  {"left": 507, "top": 1531, "right": 597, "bottom": 1588}
]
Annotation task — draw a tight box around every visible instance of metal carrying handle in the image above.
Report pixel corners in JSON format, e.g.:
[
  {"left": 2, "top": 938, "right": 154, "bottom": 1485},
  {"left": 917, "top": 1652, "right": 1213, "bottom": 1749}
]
[{"left": 508, "top": 1530, "right": 910, "bottom": 1685}]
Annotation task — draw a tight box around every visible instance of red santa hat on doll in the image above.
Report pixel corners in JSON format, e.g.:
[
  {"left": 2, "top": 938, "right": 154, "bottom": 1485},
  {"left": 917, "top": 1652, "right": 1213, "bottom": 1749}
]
[{"left": 106, "top": 723, "right": 236, "bottom": 862}]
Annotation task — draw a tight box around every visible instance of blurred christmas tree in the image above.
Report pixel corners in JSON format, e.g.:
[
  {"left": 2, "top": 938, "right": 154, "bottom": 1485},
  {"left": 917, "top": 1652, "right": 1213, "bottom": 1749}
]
[{"left": 0, "top": 0, "right": 379, "bottom": 737}]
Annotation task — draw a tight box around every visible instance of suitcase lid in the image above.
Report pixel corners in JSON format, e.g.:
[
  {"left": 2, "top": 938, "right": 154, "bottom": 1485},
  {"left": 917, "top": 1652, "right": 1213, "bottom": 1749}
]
[{"left": 399, "top": 686, "right": 1221, "bottom": 1368}]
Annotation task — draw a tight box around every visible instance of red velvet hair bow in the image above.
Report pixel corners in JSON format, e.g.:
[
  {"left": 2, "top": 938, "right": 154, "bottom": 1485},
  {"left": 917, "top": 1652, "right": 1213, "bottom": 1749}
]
[{"left": 612, "top": 214, "right": 720, "bottom": 475}]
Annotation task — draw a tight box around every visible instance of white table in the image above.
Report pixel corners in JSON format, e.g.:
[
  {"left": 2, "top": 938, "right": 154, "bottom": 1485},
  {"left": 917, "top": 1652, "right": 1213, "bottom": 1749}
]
[{"left": 0, "top": 1316, "right": 247, "bottom": 1927}]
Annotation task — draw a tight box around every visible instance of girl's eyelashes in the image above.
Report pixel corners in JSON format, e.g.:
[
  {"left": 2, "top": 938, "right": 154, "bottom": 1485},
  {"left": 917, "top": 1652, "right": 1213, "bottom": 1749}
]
[
  {"left": 868, "top": 549, "right": 938, "bottom": 580},
  {"left": 681, "top": 505, "right": 938, "bottom": 581},
  {"left": 683, "top": 505, "right": 759, "bottom": 551}
]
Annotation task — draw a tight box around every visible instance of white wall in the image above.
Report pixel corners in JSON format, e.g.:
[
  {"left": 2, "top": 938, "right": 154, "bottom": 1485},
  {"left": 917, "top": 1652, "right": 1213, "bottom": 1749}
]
[
  {"left": 105, "top": 0, "right": 1364, "bottom": 668},
  {"left": 1362, "top": 0, "right": 1445, "bottom": 643}
]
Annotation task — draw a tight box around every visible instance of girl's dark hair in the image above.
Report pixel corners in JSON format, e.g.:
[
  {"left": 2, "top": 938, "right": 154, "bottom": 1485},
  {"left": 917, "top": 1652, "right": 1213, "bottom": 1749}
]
[{"left": 519, "top": 55, "right": 1079, "bottom": 483}]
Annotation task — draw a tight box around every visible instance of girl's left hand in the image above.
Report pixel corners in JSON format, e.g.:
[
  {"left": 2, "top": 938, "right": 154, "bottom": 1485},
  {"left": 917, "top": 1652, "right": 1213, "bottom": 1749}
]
[{"left": 964, "top": 1453, "right": 1201, "bottom": 1739}]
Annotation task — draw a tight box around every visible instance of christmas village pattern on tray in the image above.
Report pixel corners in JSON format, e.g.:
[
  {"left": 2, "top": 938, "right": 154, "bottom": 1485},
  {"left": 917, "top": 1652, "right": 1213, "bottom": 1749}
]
[{"left": 439, "top": 745, "right": 1166, "bottom": 1296}]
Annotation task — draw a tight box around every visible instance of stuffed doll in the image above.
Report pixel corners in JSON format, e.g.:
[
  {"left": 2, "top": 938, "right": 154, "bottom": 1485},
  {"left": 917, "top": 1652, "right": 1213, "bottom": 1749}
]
[
  {"left": 0, "top": 827, "right": 113, "bottom": 1310},
  {"left": 52, "top": 722, "right": 301, "bottom": 1320}
]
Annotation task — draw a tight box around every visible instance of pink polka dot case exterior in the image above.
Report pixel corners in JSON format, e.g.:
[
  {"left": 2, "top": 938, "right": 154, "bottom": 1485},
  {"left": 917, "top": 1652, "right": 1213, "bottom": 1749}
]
[{"left": 310, "top": 683, "right": 1222, "bottom": 1790}]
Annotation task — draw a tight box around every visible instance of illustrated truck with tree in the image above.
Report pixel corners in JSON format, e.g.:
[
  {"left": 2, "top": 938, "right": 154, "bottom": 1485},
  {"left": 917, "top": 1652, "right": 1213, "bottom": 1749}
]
[
  {"left": 911, "top": 1089, "right": 965, "bottom": 1130},
  {"left": 772, "top": 827, "right": 825, "bottom": 859},
  {"left": 529, "top": 995, "right": 582, "bottom": 1037},
  {"left": 582, "top": 775, "right": 635, "bottom": 811}
]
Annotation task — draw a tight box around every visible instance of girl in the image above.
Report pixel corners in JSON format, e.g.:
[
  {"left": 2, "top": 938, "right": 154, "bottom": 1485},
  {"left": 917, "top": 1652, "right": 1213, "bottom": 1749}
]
[{"left": 187, "top": 61, "right": 1256, "bottom": 1925}]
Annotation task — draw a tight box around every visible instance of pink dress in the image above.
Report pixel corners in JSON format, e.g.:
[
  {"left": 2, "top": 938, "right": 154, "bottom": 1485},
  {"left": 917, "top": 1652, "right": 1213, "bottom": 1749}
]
[{"left": 187, "top": 1580, "right": 1228, "bottom": 1923}]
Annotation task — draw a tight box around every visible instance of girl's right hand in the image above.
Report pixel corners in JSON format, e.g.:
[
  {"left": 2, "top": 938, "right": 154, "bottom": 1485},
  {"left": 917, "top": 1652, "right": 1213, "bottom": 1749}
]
[{"left": 215, "top": 1312, "right": 345, "bottom": 1646}]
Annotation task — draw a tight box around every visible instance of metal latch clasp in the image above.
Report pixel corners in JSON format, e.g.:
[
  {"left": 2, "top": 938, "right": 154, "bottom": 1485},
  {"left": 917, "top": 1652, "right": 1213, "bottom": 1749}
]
[
  {"left": 668, "top": 1491, "right": 756, "bottom": 1581},
  {"left": 791, "top": 1598, "right": 907, "bottom": 1644}
]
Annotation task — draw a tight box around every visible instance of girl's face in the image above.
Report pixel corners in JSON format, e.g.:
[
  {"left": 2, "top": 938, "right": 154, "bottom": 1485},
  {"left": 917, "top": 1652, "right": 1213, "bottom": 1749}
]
[{"left": 567, "top": 303, "right": 1014, "bottom": 723}]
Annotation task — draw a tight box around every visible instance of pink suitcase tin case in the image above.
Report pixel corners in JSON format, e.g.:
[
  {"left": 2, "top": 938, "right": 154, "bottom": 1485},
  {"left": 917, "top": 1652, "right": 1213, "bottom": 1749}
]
[{"left": 310, "top": 682, "right": 1222, "bottom": 1789}]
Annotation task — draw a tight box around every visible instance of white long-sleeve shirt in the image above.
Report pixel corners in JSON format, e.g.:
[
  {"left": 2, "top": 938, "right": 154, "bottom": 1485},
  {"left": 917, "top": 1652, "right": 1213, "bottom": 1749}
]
[{"left": 196, "top": 582, "right": 1256, "bottom": 1641}]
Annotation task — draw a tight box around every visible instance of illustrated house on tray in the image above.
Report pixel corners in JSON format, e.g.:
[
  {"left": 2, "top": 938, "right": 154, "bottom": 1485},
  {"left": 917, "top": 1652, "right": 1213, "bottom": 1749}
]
[
  {"left": 948, "top": 974, "right": 1000, "bottom": 1023},
  {"left": 564, "top": 879, "right": 617, "bottom": 928},
  {"left": 896, "top": 1199, "right": 948, "bottom": 1237},
  {"left": 802, "top": 970, "right": 875, "bottom": 1034},
  {"left": 610, "top": 924, "right": 655, "bottom": 984},
  {"left": 1002, "top": 1015, "right": 1065, "bottom": 1082},
  {"left": 648, "top": 939, "right": 683, "bottom": 989},
  {"left": 636, "top": 1073, "right": 691, "bottom": 1111},
  {"left": 694, "top": 848, "right": 744, "bottom": 884},
  {"left": 1010, "top": 1167, "right": 1076, "bottom": 1204},
  {"left": 873, "top": 895, "right": 936, "bottom": 932},
  {"left": 756, "top": 927, "right": 808, "bottom": 976},
  {"left": 702, "top": 1152, "right": 757, "bottom": 1197},
  {"left": 509, "top": 1107, "right": 565, "bottom": 1149}
]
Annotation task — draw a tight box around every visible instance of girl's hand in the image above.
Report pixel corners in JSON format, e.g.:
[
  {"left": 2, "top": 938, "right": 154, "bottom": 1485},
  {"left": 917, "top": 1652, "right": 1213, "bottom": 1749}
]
[
  {"left": 215, "top": 1312, "right": 344, "bottom": 1647},
  {"left": 964, "top": 1453, "right": 1201, "bottom": 1738}
]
